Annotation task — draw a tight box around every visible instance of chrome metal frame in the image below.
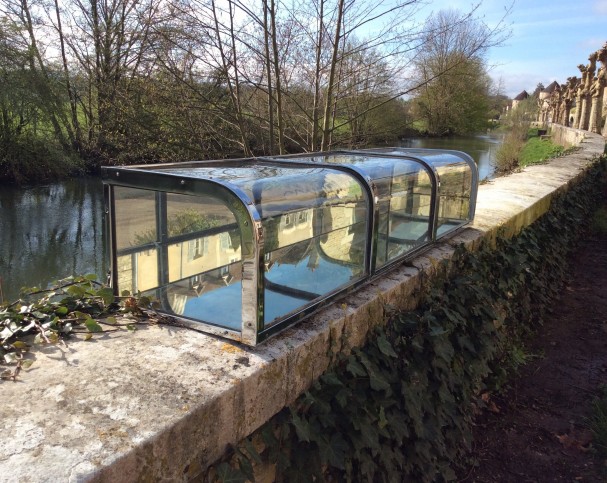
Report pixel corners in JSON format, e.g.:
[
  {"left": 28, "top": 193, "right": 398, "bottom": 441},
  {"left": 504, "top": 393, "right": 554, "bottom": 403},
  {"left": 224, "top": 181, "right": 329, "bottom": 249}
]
[{"left": 102, "top": 148, "right": 478, "bottom": 346}]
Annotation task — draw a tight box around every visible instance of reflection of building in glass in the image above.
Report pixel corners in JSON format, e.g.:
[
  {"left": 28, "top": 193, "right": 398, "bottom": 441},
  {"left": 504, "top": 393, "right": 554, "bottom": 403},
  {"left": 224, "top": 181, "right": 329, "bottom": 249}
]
[
  {"left": 117, "top": 249, "right": 158, "bottom": 293},
  {"left": 103, "top": 148, "right": 478, "bottom": 345},
  {"left": 436, "top": 164, "right": 472, "bottom": 234},
  {"left": 167, "top": 230, "right": 241, "bottom": 283},
  {"left": 167, "top": 262, "right": 242, "bottom": 319}
]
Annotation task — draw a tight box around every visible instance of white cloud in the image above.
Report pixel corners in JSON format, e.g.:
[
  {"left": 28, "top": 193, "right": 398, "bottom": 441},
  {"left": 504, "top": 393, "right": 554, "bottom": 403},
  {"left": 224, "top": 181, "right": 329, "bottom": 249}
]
[{"left": 593, "top": 0, "right": 607, "bottom": 14}]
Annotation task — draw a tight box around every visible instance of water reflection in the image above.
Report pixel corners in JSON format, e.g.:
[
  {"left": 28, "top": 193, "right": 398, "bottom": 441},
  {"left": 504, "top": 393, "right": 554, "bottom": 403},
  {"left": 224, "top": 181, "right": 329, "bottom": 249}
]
[
  {"left": 399, "top": 133, "right": 501, "bottom": 180},
  {"left": 0, "top": 178, "right": 106, "bottom": 302}
]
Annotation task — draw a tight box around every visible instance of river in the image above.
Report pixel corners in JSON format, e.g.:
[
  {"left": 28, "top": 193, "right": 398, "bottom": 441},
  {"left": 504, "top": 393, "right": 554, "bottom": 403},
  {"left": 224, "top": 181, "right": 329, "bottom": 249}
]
[{"left": 0, "top": 133, "right": 502, "bottom": 302}]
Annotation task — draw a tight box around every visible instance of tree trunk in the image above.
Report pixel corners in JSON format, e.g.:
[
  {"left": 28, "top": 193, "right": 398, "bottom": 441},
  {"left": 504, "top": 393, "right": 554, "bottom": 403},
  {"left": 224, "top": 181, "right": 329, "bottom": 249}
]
[
  {"left": 263, "top": 0, "right": 275, "bottom": 154},
  {"left": 270, "top": 0, "right": 285, "bottom": 154},
  {"left": 321, "top": 0, "right": 344, "bottom": 151},
  {"left": 311, "top": 0, "right": 324, "bottom": 151}
]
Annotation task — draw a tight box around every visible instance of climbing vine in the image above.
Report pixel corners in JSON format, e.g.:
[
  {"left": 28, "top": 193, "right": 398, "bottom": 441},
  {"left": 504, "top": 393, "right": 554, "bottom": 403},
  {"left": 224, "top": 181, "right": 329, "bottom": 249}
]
[
  {"left": 0, "top": 275, "right": 168, "bottom": 382},
  {"left": 210, "top": 157, "right": 606, "bottom": 482}
]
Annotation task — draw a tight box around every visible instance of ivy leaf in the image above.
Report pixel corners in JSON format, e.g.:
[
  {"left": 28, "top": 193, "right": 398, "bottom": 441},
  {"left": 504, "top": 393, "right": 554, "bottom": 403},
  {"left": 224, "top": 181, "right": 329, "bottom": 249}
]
[
  {"left": 55, "top": 306, "right": 68, "bottom": 316},
  {"left": 4, "top": 352, "right": 17, "bottom": 364},
  {"left": 377, "top": 334, "right": 398, "bottom": 358},
  {"left": 290, "top": 413, "right": 311, "bottom": 443},
  {"left": 84, "top": 318, "right": 103, "bottom": 333},
  {"left": 214, "top": 462, "right": 246, "bottom": 483},
  {"left": 318, "top": 433, "right": 348, "bottom": 470},
  {"left": 362, "top": 419, "right": 382, "bottom": 450},
  {"left": 67, "top": 284, "right": 87, "bottom": 298},
  {"left": 334, "top": 388, "right": 350, "bottom": 408},
  {"left": 359, "top": 354, "right": 390, "bottom": 391},
  {"left": 358, "top": 451, "right": 377, "bottom": 480},
  {"left": 236, "top": 453, "right": 255, "bottom": 482},
  {"left": 260, "top": 424, "right": 278, "bottom": 449},
  {"left": 429, "top": 325, "right": 448, "bottom": 337},
  {"left": 243, "top": 438, "right": 262, "bottom": 465},
  {"left": 320, "top": 372, "right": 343, "bottom": 387},
  {"left": 378, "top": 406, "right": 388, "bottom": 429},
  {"left": 97, "top": 287, "right": 115, "bottom": 305},
  {"left": 11, "top": 341, "right": 29, "bottom": 351},
  {"left": 0, "top": 325, "right": 14, "bottom": 341},
  {"left": 346, "top": 357, "right": 367, "bottom": 377},
  {"left": 138, "top": 296, "right": 151, "bottom": 307},
  {"left": 84, "top": 273, "right": 98, "bottom": 281},
  {"left": 73, "top": 311, "right": 89, "bottom": 320}
]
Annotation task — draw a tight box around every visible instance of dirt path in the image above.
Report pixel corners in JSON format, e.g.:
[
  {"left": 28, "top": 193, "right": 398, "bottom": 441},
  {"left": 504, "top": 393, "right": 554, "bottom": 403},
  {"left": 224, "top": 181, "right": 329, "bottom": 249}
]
[{"left": 462, "top": 224, "right": 607, "bottom": 482}]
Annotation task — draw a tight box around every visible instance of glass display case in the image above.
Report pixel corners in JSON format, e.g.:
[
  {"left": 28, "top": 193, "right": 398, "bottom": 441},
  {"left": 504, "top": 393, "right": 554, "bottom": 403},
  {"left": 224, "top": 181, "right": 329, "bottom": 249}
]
[{"left": 102, "top": 149, "right": 477, "bottom": 345}]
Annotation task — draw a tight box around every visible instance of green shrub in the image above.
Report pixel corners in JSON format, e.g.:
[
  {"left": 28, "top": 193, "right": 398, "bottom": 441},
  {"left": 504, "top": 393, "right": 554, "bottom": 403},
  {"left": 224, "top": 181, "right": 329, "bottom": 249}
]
[
  {"left": 0, "top": 134, "right": 84, "bottom": 184},
  {"left": 494, "top": 133, "right": 524, "bottom": 174}
]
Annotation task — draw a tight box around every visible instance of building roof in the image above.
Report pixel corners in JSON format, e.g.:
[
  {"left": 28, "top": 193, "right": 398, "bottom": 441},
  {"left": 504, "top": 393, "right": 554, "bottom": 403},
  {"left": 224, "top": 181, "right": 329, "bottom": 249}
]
[{"left": 513, "top": 90, "right": 529, "bottom": 101}]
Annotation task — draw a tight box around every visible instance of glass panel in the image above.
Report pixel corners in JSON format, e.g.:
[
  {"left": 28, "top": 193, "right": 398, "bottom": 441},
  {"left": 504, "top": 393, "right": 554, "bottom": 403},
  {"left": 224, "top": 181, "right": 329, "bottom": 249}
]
[
  {"left": 164, "top": 261, "right": 243, "bottom": 330},
  {"left": 114, "top": 187, "right": 156, "bottom": 250},
  {"left": 162, "top": 193, "right": 243, "bottom": 330},
  {"left": 114, "top": 187, "right": 159, "bottom": 294},
  {"left": 374, "top": 166, "right": 433, "bottom": 267},
  {"left": 366, "top": 148, "right": 473, "bottom": 236},
  {"left": 112, "top": 188, "right": 245, "bottom": 331},
  {"left": 165, "top": 193, "right": 241, "bottom": 283},
  {"left": 153, "top": 163, "right": 363, "bottom": 218},
  {"left": 239, "top": 169, "right": 365, "bottom": 220},
  {"left": 263, "top": 222, "right": 366, "bottom": 325},
  {"left": 435, "top": 162, "right": 472, "bottom": 235},
  {"left": 294, "top": 154, "right": 433, "bottom": 268},
  {"left": 255, "top": 168, "right": 368, "bottom": 326}
]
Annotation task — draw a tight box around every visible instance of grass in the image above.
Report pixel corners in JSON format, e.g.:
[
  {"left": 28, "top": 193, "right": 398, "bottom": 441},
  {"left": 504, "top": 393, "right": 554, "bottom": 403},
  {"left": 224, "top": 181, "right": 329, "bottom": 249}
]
[
  {"left": 495, "top": 127, "right": 569, "bottom": 175},
  {"left": 588, "top": 385, "right": 607, "bottom": 461},
  {"left": 519, "top": 136, "right": 565, "bottom": 168}
]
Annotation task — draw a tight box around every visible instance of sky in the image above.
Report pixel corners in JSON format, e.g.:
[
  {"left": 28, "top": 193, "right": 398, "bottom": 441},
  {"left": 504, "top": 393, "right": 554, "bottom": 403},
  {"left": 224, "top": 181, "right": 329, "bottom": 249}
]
[{"left": 415, "top": 0, "right": 607, "bottom": 98}]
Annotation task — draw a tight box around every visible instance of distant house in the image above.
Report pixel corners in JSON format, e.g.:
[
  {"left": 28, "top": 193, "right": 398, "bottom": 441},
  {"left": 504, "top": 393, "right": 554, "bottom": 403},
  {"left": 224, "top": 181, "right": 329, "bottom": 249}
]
[
  {"left": 511, "top": 90, "right": 529, "bottom": 110},
  {"left": 542, "top": 81, "right": 560, "bottom": 94}
]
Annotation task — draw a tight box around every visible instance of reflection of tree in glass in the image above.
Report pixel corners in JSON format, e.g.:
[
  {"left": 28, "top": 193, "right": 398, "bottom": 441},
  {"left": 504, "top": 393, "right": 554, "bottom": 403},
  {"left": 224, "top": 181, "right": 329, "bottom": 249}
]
[{"left": 133, "top": 209, "right": 221, "bottom": 245}]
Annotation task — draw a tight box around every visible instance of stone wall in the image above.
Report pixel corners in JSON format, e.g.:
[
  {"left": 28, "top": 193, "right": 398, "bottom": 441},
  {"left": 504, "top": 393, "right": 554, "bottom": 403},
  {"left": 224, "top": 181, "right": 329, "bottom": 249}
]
[
  {"left": 0, "top": 129, "right": 604, "bottom": 482},
  {"left": 550, "top": 123, "right": 588, "bottom": 148}
]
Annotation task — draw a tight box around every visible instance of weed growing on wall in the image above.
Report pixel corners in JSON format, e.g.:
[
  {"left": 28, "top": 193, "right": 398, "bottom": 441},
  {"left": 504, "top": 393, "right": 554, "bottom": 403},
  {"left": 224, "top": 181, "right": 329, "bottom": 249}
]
[{"left": 212, "top": 157, "right": 606, "bottom": 482}]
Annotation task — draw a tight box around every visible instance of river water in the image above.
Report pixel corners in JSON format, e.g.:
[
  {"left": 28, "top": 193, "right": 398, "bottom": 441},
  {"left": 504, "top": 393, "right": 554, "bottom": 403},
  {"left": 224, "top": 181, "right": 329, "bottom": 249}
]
[{"left": 0, "top": 134, "right": 501, "bottom": 302}]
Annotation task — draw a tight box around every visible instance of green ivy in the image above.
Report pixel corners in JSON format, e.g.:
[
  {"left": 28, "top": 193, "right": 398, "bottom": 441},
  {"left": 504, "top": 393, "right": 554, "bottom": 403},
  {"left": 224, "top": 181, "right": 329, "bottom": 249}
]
[
  {"left": 212, "top": 157, "right": 606, "bottom": 483},
  {"left": 0, "top": 275, "right": 165, "bottom": 382}
]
